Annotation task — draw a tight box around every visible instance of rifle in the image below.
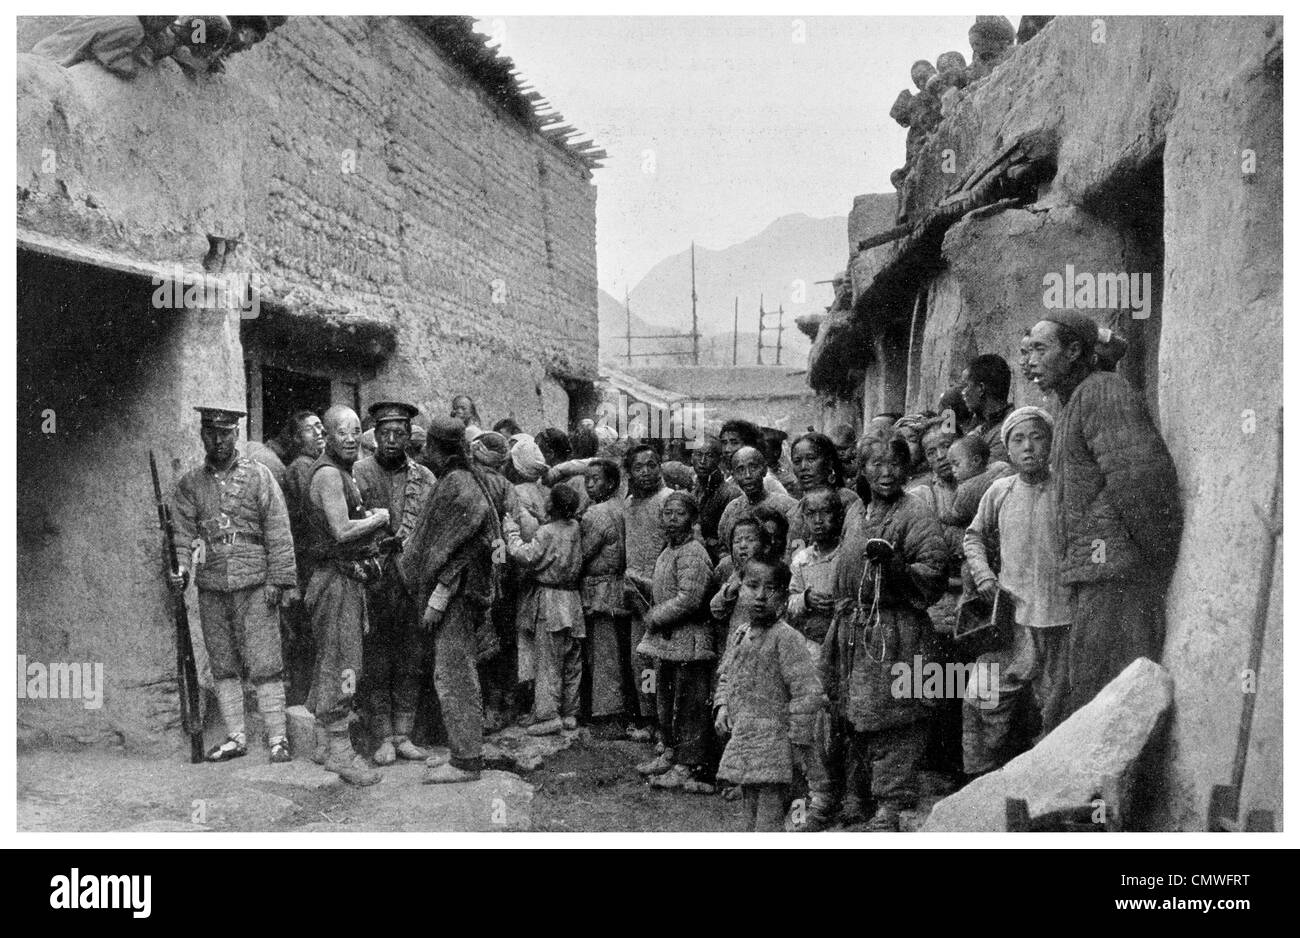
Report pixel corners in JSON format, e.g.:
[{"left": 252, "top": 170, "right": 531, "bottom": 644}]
[{"left": 150, "top": 451, "right": 205, "bottom": 763}]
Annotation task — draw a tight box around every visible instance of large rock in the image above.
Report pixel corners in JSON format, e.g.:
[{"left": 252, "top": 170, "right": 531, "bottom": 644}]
[{"left": 922, "top": 657, "right": 1173, "bottom": 832}]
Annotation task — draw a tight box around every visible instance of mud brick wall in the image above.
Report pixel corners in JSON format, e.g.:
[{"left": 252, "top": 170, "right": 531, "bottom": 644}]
[{"left": 16, "top": 15, "right": 598, "bottom": 751}]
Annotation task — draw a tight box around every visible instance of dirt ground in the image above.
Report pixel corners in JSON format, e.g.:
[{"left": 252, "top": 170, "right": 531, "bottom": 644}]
[{"left": 17, "top": 725, "right": 946, "bottom": 834}]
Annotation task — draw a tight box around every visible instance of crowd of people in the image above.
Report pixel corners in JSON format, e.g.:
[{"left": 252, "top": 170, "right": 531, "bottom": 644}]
[{"left": 166, "top": 309, "right": 1182, "bottom": 831}]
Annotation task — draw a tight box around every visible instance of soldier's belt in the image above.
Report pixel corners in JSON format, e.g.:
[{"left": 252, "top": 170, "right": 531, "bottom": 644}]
[{"left": 207, "top": 531, "right": 265, "bottom": 547}]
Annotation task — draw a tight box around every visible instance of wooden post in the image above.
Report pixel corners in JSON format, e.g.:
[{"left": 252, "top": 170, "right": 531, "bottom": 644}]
[{"left": 732, "top": 297, "right": 738, "bottom": 366}]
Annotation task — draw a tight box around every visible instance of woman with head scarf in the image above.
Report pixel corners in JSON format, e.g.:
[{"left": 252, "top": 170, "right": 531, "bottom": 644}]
[
  {"left": 786, "top": 432, "right": 861, "bottom": 554},
  {"left": 509, "top": 434, "right": 550, "bottom": 541}
]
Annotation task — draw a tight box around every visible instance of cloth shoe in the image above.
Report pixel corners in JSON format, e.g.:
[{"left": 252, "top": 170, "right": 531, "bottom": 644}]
[
  {"left": 526, "top": 717, "right": 564, "bottom": 736},
  {"left": 838, "top": 797, "right": 868, "bottom": 827},
  {"left": 627, "top": 725, "right": 653, "bottom": 742},
  {"left": 636, "top": 750, "right": 675, "bottom": 776},
  {"left": 373, "top": 738, "right": 397, "bottom": 766},
  {"left": 864, "top": 803, "right": 901, "bottom": 832},
  {"left": 394, "top": 736, "right": 427, "bottom": 760},
  {"left": 561, "top": 716, "right": 578, "bottom": 731},
  {"left": 681, "top": 772, "right": 716, "bottom": 795},
  {"left": 484, "top": 708, "right": 507, "bottom": 734},
  {"left": 312, "top": 725, "right": 328, "bottom": 765},
  {"left": 324, "top": 731, "right": 381, "bottom": 787},
  {"left": 423, "top": 762, "right": 482, "bottom": 784},
  {"left": 649, "top": 764, "right": 693, "bottom": 789}
]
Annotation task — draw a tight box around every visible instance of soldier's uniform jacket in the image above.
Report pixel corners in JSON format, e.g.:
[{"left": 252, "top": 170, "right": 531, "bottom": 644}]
[
  {"left": 352, "top": 456, "right": 437, "bottom": 574},
  {"left": 173, "top": 451, "right": 297, "bottom": 593}
]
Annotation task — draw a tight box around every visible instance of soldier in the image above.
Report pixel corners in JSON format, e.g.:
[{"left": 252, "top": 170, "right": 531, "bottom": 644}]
[
  {"left": 303, "top": 405, "right": 390, "bottom": 785},
  {"left": 169, "top": 407, "right": 298, "bottom": 763},
  {"left": 352, "top": 402, "right": 437, "bottom": 765}
]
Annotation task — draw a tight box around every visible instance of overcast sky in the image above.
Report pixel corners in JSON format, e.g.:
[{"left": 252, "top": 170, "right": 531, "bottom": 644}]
[{"left": 482, "top": 15, "right": 1006, "bottom": 298}]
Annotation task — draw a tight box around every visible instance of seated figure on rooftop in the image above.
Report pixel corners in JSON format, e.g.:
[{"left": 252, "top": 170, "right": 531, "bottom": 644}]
[
  {"left": 966, "top": 15, "right": 1016, "bottom": 82},
  {"left": 889, "top": 60, "right": 942, "bottom": 190},
  {"left": 30, "top": 15, "right": 286, "bottom": 78}
]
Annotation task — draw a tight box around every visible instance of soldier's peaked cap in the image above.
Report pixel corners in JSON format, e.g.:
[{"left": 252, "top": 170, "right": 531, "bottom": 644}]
[
  {"left": 367, "top": 401, "right": 419, "bottom": 423},
  {"left": 195, "top": 407, "right": 245, "bottom": 428}
]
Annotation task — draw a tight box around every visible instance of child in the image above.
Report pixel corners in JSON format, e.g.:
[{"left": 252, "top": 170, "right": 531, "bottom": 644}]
[
  {"left": 961, "top": 406, "right": 1071, "bottom": 775},
  {"left": 944, "top": 433, "right": 1014, "bottom": 529},
  {"left": 504, "top": 484, "right": 586, "bottom": 736},
  {"left": 633, "top": 491, "right": 717, "bottom": 791},
  {"left": 579, "top": 458, "right": 630, "bottom": 724},
  {"left": 714, "top": 557, "right": 826, "bottom": 832},
  {"left": 788, "top": 488, "right": 844, "bottom": 651},
  {"left": 709, "top": 517, "right": 771, "bottom": 635},
  {"left": 786, "top": 486, "right": 844, "bottom": 830}
]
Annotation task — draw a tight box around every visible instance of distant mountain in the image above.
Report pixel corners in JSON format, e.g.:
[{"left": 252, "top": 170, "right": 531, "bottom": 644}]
[
  {"left": 598, "top": 288, "right": 697, "bottom": 365},
  {"left": 611, "top": 213, "right": 852, "bottom": 369}
]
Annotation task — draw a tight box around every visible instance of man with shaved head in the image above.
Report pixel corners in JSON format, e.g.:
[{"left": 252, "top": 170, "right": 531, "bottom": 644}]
[
  {"left": 691, "top": 434, "right": 740, "bottom": 563},
  {"left": 303, "top": 405, "right": 390, "bottom": 785},
  {"left": 716, "top": 445, "right": 798, "bottom": 557}
]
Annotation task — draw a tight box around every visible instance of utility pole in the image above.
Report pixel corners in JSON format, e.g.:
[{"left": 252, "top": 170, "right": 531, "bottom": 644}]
[
  {"left": 757, "top": 295, "right": 785, "bottom": 366},
  {"left": 625, "top": 286, "right": 632, "bottom": 367},
  {"left": 690, "top": 241, "right": 699, "bottom": 366},
  {"left": 776, "top": 303, "right": 785, "bottom": 366},
  {"left": 732, "top": 297, "right": 738, "bottom": 367}
]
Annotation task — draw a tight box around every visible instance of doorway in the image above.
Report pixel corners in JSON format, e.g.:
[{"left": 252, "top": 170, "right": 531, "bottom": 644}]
[{"left": 255, "top": 365, "right": 331, "bottom": 444}]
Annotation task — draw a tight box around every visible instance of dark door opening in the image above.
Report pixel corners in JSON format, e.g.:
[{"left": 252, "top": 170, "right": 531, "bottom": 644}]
[{"left": 256, "top": 365, "right": 331, "bottom": 444}]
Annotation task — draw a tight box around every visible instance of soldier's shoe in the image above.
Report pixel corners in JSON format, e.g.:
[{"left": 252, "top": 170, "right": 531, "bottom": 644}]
[
  {"left": 526, "top": 717, "right": 564, "bottom": 737},
  {"left": 626, "top": 724, "right": 653, "bottom": 742},
  {"left": 373, "top": 739, "right": 397, "bottom": 766},
  {"left": 206, "top": 733, "right": 248, "bottom": 762},
  {"left": 561, "top": 716, "right": 579, "bottom": 731},
  {"left": 394, "top": 737, "right": 427, "bottom": 761},
  {"left": 864, "top": 803, "right": 901, "bottom": 832},
  {"left": 268, "top": 737, "right": 292, "bottom": 764},
  {"left": 636, "top": 751, "right": 675, "bottom": 776},
  {"left": 422, "top": 762, "right": 481, "bottom": 785},
  {"left": 325, "top": 753, "right": 382, "bottom": 787}
]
